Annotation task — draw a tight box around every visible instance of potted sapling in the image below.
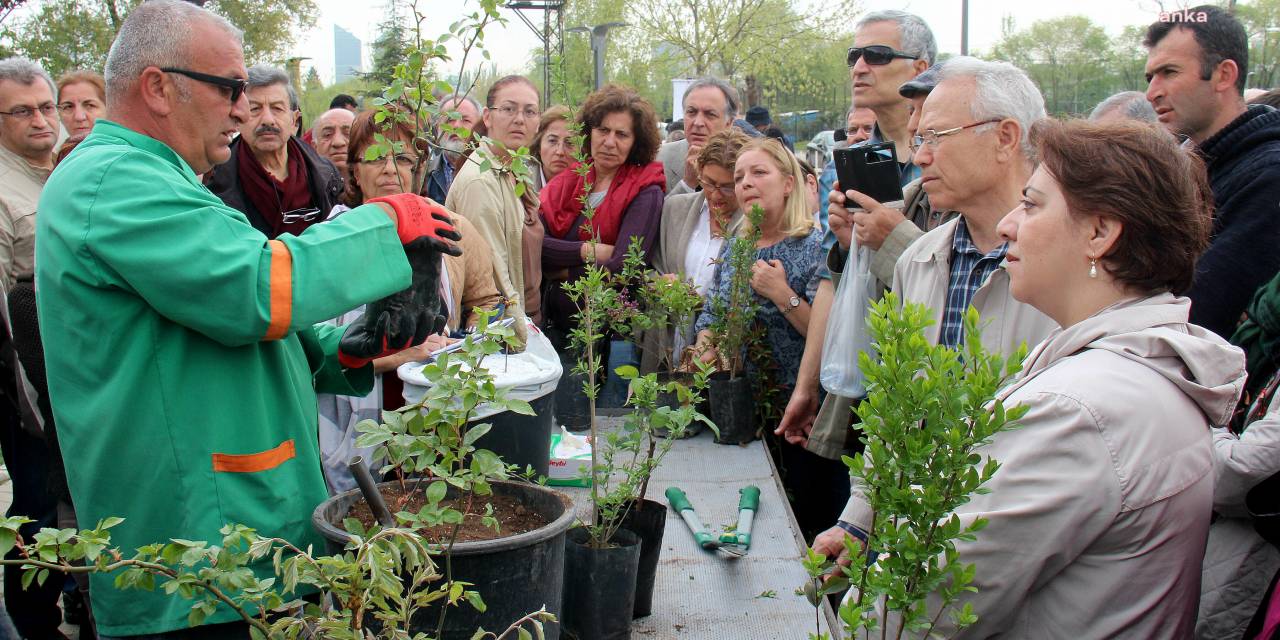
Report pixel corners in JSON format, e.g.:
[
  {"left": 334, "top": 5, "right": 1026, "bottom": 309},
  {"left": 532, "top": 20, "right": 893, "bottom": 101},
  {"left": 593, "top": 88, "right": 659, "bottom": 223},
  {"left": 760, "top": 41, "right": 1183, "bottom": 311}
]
[
  {"left": 312, "top": 314, "right": 575, "bottom": 638},
  {"left": 700, "top": 204, "right": 765, "bottom": 444}
]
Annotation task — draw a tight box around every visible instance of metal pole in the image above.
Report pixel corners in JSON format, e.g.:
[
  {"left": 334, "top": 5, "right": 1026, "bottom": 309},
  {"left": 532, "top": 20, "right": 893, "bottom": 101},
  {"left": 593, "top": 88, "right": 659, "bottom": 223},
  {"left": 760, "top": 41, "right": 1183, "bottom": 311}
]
[{"left": 961, "top": 0, "right": 969, "bottom": 56}]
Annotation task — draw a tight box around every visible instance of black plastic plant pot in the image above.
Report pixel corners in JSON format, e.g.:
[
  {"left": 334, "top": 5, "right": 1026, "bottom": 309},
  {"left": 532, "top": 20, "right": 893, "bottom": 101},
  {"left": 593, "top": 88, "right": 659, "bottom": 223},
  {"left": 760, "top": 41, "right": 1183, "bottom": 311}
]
[
  {"left": 620, "top": 498, "right": 667, "bottom": 618},
  {"left": 479, "top": 391, "right": 554, "bottom": 477},
  {"left": 653, "top": 372, "right": 703, "bottom": 439},
  {"left": 555, "top": 355, "right": 592, "bottom": 432},
  {"left": 709, "top": 372, "right": 757, "bottom": 445},
  {"left": 561, "top": 526, "right": 641, "bottom": 640},
  {"left": 312, "top": 480, "right": 576, "bottom": 639}
]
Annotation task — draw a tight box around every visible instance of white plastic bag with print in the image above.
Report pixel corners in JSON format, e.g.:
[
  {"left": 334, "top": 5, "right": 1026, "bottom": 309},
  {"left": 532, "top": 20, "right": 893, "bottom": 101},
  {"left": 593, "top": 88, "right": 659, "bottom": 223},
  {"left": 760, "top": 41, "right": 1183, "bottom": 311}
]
[{"left": 820, "top": 243, "right": 876, "bottom": 397}]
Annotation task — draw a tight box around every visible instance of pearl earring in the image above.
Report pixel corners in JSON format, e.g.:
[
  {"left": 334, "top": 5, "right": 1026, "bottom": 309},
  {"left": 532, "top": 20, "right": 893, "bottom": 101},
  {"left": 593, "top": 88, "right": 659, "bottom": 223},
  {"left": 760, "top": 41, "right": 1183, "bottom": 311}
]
[{"left": 1089, "top": 259, "right": 1097, "bottom": 279}]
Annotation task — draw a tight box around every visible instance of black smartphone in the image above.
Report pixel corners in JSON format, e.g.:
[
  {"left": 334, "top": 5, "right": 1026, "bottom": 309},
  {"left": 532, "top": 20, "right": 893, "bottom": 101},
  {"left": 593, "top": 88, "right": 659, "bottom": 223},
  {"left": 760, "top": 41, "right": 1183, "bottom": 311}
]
[{"left": 832, "top": 141, "right": 904, "bottom": 207}]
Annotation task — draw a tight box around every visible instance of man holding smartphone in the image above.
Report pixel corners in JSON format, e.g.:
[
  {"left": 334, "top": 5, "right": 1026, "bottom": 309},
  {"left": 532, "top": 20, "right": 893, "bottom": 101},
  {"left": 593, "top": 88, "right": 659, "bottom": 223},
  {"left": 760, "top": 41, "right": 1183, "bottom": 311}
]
[{"left": 776, "top": 10, "right": 938, "bottom": 465}]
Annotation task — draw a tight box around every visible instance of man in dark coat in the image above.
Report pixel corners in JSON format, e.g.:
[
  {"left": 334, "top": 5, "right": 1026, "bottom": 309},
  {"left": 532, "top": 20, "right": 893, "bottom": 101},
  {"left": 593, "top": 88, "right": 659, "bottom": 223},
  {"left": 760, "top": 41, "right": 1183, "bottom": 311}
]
[
  {"left": 1145, "top": 5, "right": 1280, "bottom": 339},
  {"left": 204, "top": 65, "right": 344, "bottom": 238}
]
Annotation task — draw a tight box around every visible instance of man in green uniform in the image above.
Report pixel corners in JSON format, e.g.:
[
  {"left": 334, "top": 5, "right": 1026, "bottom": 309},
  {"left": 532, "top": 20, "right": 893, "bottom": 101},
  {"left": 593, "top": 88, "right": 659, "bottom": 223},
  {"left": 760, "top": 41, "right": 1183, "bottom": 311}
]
[{"left": 34, "top": 1, "right": 460, "bottom": 635}]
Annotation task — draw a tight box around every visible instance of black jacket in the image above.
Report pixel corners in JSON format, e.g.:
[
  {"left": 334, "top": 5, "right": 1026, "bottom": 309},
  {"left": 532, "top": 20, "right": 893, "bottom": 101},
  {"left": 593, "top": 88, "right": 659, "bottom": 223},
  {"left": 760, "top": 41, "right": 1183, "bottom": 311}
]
[
  {"left": 203, "top": 136, "right": 345, "bottom": 238},
  {"left": 1191, "top": 105, "right": 1280, "bottom": 339}
]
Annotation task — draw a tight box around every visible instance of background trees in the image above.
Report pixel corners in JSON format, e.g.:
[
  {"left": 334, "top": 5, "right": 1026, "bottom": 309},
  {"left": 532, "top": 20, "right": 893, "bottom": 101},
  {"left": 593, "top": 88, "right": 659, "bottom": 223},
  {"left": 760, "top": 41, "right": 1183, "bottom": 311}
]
[{"left": 0, "top": 0, "right": 317, "bottom": 78}]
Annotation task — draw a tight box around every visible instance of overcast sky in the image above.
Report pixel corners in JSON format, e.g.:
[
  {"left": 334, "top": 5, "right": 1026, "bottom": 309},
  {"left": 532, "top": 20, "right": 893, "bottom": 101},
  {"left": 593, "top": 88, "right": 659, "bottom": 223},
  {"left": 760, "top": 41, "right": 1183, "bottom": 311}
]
[{"left": 293, "top": 0, "right": 1172, "bottom": 84}]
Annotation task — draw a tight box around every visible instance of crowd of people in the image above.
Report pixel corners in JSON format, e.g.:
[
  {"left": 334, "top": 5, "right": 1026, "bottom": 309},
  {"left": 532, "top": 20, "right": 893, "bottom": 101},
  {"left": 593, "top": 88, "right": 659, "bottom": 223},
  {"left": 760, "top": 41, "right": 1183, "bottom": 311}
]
[{"left": 0, "top": 0, "right": 1278, "bottom": 637}]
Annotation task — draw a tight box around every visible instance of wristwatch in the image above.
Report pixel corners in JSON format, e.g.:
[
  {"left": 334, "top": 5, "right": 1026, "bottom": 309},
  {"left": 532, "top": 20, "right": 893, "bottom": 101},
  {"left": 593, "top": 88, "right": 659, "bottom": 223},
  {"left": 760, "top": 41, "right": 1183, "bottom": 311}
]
[{"left": 781, "top": 295, "right": 801, "bottom": 315}]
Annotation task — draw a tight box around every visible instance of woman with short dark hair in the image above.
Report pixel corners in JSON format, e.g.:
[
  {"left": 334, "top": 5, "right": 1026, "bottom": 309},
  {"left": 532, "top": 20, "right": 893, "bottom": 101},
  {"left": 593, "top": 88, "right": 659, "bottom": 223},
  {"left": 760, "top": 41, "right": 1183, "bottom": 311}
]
[
  {"left": 540, "top": 83, "right": 666, "bottom": 406},
  {"left": 841, "top": 119, "right": 1247, "bottom": 638}
]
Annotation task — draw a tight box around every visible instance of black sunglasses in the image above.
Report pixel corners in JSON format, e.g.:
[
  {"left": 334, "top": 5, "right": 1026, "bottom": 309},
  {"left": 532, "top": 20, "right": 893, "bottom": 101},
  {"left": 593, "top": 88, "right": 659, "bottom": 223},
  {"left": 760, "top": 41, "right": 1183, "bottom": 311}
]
[
  {"left": 160, "top": 67, "right": 248, "bottom": 103},
  {"left": 847, "top": 45, "right": 919, "bottom": 67}
]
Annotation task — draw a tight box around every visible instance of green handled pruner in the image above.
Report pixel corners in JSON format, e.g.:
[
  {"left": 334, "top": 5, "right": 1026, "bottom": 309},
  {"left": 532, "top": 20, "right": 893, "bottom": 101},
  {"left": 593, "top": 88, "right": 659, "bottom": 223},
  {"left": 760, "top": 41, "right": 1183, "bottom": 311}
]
[
  {"left": 666, "top": 485, "right": 760, "bottom": 557},
  {"left": 719, "top": 485, "right": 761, "bottom": 550}
]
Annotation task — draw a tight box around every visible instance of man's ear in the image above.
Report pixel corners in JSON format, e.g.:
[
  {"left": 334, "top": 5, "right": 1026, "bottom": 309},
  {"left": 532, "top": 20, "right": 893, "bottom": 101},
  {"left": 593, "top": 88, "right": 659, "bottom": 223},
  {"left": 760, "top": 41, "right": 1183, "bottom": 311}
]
[
  {"left": 912, "top": 58, "right": 930, "bottom": 75},
  {"left": 1213, "top": 58, "right": 1242, "bottom": 97},
  {"left": 994, "top": 119, "right": 1022, "bottom": 161},
  {"left": 138, "top": 67, "right": 175, "bottom": 117}
]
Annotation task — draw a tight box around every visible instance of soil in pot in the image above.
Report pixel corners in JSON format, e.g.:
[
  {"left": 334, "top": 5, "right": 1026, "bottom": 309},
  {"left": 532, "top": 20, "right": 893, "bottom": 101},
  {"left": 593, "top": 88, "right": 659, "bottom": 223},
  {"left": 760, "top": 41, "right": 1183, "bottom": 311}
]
[
  {"left": 347, "top": 484, "right": 548, "bottom": 543},
  {"left": 314, "top": 480, "right": 574, "bottom": 639},
  {"left": 709, "top": 372, "right": 757, "bottom": 445},
  {"left": 562, "top": 527, "right": 641, "bottom": 640},
  {"left": 619, "top": 499, "right": 666, "bottom": 618}
]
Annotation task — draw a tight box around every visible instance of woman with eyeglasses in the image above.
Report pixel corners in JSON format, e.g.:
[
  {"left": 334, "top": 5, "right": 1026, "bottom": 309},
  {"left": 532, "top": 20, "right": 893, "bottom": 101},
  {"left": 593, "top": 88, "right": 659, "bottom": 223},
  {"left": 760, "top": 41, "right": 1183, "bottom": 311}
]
[
  {"left": 316, "top": 107, "right": 502, "bottom": 494},
  {"left": 844, "top": 120, "right": 1245, "bottom": 638},
  {"left": 643, "top": 128, "right": 751, "bottom": 370},
  {"left": 529, "top": 105, "right": 576, "bottom": 192},
  {"left": 541, "top": 84, "right": 667, "bottom": 407},
  {"left": 445, "top": 75, "right": 545, "bottom": 331},
  {"left": 55, "top": 70, "right": 104, "bottom": 139}
]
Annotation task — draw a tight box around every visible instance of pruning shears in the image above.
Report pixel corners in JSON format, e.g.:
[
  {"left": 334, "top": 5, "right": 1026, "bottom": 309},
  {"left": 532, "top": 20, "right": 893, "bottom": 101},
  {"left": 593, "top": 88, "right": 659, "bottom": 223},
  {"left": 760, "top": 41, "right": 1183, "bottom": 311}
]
[{"left": 666, "top": 485, "right": 761, "bottom": 558}]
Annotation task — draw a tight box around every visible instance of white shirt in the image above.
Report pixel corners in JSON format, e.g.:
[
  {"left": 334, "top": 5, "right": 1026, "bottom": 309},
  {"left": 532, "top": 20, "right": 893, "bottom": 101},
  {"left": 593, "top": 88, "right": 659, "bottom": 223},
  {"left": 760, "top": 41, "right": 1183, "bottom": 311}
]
[{"left": 683, "top": 201, "right": 726, "bottom": 296}]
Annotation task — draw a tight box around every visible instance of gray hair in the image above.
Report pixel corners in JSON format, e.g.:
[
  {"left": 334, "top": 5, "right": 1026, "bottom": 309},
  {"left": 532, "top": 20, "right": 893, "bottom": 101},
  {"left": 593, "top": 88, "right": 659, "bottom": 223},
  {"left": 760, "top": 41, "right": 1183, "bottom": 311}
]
[
  {"left": 1088, "top": 91, "right": 1158, "bottom": 124},
  {"left": 440, "top": 93, "right": 482, "bottom": 115},
  {"left": 935, "top": 56, "right": 1045, "bottom": 158},
  {"left": 0, "top": 57, "right": 55, "bottom": 98},
  {"left": 681, "top": 77, "right": 739, "bottom": 122},
  {"left": 247, "top": 65, "right": 298, "bottom": 111},
  {"left": 104, "top": 0, "right": 243, "bottom": 103},
  {"left": 856, "top": 10, "right": 938, "bottom": 66}
]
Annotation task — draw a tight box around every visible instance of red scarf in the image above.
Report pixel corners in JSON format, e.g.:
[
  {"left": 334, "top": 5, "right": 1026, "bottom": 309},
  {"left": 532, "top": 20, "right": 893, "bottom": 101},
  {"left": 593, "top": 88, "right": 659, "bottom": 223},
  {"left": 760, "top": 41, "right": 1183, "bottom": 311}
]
[
  {"left": 237, "top": 137, "right": 315, "bottom": 237},
  {"left": 540, "top": 161, "right": 666, "bottom": 244}
]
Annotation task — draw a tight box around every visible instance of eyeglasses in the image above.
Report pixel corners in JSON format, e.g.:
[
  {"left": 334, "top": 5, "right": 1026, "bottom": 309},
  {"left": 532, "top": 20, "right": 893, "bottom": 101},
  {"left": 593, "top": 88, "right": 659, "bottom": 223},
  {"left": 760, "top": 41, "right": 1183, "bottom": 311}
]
[
  {"left": 490, "top": 104, "right": 539, "bottom": 121},
  {"left": 0, "top": 103, "right": 56, "bottom": 121},
  {"left": 281, "top": 207, "right": 323, "bottom": 224},
  {"left": 362, "top": 153, "right": 419, "bottom": 169},
  {"left": 909, "top": 119, "right": 1003, "bottom": 153},
  {"left": 847, "top": 45, "right": 920, "bottom": 67},
  {"left": 160, "top": 67, "right": 248, "bottom": 104},
  {"left": 57, "top": 100, "right": 102, "bottom": 114},
  {"left": 698, "top": 177, "right": 735, "bottom": 197}
]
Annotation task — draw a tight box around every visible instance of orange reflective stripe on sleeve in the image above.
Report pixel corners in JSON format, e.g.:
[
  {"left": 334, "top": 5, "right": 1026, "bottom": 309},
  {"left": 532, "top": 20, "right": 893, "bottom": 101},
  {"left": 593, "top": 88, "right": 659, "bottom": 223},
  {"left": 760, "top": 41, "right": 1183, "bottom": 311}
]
[
  {"left": 211, "top": 439, "right": 296, "bottom": 473},
  {"left": 264, "top": 239, "right": 293, "bottom": 340}
]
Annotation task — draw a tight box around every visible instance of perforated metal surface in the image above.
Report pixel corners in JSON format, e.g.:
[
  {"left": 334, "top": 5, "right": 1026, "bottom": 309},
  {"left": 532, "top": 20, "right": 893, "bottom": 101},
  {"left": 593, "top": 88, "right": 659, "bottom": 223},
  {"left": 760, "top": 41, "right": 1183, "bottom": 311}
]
[{"left": 562, "top": 417, "right": 838, "bottom": 639}]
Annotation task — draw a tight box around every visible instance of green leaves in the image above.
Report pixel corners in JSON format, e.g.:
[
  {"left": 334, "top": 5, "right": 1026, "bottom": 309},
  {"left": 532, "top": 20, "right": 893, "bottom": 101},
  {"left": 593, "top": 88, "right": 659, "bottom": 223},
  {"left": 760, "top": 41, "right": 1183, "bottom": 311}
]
[{"left": 826, "top": 293, "right": 1027, "bottom": 638}]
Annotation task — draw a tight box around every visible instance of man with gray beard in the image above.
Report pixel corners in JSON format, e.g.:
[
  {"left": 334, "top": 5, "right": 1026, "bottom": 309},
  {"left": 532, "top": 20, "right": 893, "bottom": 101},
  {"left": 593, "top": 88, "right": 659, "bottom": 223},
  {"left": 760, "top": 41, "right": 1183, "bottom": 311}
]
[
  {"left": 204, "top": 65, "right": 344, "bottom": 238},
  {"left": 425, "top": 93, "right": 481, "bottom": 203}
]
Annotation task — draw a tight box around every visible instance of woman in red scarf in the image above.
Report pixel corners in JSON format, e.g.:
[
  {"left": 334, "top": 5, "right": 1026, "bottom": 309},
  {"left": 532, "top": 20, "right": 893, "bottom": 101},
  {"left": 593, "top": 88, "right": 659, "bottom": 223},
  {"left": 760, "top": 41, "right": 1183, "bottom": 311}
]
[{"left": 540, "top": 84, "right": 666, "bottom": 407}]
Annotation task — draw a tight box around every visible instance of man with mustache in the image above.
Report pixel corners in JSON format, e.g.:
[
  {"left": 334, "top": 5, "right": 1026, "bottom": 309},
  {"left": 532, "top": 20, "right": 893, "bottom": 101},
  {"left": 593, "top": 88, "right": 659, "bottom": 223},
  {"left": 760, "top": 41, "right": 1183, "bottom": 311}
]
[
  {"left": 656, "top": 76, "right": 740, "bottom": 195},
  {"left": 205, "top": 65, "right": 344, "bottom": 238}
]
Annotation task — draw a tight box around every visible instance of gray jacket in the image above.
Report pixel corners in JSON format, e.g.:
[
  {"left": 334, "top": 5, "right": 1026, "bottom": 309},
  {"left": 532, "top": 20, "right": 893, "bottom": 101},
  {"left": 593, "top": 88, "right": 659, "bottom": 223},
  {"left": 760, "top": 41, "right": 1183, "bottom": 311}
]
[
  {"left": 846, "top": 293, "right": 1246, "bottom": 639},
  {"left": 657, "top": 138, "right": 689, "bottom": 193}
]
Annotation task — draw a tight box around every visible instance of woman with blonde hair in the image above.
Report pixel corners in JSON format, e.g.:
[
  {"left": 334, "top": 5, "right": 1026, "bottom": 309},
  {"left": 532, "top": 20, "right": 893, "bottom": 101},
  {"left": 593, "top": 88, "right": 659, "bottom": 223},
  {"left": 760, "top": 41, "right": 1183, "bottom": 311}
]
[{"left": 689, "top": 136, "right": 824, "bottom": 384}]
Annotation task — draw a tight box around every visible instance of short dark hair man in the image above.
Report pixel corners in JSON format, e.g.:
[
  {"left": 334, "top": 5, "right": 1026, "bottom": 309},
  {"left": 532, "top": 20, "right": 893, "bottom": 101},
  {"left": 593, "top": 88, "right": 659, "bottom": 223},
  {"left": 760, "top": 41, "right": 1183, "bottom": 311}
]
[
  {"left": 204, "top": 65, "right": 345, "bottom": 238},
  {"left": 1144, "top": 4, "right": 1280, "bottom": 339},
  {"left": 329, "top": 93, "right": 358, "bottom": 111}
]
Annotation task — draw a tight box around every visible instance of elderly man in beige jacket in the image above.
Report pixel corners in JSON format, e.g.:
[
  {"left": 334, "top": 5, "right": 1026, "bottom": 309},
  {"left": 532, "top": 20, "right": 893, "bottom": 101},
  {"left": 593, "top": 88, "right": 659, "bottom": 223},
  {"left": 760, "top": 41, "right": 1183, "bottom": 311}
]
[{"left": 812, "top": 56, "right": 1055, "bottom": 566}]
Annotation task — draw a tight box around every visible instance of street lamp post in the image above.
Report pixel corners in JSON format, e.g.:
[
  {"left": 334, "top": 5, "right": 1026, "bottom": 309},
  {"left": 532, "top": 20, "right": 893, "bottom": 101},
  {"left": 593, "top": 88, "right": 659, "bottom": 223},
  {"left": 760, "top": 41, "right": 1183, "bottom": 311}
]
[{"left": 568, "top": 22, "right": 628, "bottom": 90}]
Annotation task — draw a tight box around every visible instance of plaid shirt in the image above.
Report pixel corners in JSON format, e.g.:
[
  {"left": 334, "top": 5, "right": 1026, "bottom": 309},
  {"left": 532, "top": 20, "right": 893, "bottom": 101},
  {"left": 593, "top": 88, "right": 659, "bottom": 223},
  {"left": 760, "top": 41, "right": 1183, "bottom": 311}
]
[{"left": 939, "top": 218, "right": 1008, "bottom": 349}]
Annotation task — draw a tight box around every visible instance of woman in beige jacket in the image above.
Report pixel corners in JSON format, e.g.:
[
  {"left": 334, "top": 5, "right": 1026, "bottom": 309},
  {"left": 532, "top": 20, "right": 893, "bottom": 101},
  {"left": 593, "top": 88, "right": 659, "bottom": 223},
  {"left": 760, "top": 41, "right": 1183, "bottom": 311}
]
[
  {"left": 446, "top": 75, "right": 545, "bottom": 329},
  {"left": 841, "top": 120, "right": 1246, "bottom": 638}
]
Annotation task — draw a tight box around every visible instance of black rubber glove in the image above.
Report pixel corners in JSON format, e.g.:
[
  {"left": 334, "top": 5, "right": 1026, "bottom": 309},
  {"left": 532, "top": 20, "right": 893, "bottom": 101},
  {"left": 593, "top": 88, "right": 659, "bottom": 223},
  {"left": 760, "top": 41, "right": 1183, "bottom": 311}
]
[{"left": 338, "top": 237, "right": 451, "bottom": 368}]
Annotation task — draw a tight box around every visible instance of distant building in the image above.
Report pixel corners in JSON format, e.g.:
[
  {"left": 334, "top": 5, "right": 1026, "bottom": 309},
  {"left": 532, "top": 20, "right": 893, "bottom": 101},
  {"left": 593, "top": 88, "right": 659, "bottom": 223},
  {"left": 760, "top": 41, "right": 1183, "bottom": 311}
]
[{"left": 334, "top": 25, "right": 362, "bottom": 83}]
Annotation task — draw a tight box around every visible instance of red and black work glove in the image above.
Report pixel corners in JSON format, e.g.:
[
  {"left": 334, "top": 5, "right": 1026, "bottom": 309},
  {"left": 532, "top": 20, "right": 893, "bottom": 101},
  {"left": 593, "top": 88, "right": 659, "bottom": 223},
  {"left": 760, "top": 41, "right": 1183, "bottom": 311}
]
[
  {"left": 367, "top": 193, "right": 463, "bottom": 256},
  {"left": 339, "top": 195, "right": 462, "bottom": 369}
]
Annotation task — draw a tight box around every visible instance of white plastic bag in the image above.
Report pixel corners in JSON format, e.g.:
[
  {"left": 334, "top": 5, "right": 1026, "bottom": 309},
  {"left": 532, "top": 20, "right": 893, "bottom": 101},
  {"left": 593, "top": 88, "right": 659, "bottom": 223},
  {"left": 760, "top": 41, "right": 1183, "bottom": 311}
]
[{"left": 820, "top": 243, "right": 876, "bottom": 397}]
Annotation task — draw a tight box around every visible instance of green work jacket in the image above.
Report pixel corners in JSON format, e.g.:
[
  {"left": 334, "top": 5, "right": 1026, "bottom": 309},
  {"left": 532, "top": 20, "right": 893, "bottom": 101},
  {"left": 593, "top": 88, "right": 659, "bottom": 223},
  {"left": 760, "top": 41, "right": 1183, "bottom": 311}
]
[{"left": 35, "top": 120, "right": 411, "bottom": 635}]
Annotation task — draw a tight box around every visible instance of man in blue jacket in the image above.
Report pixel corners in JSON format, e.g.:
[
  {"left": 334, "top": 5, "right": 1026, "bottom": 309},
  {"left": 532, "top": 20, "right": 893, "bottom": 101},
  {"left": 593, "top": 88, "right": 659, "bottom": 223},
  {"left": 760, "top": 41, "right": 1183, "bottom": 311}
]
[{"left": 1145, "top": 4, "right": 1280, "bottom": 339}]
